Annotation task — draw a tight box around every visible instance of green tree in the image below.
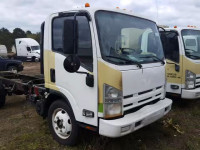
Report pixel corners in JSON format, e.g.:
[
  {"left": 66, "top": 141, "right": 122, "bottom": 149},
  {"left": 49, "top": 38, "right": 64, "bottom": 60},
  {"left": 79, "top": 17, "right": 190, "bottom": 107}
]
[
  {"left": 0, "top": 28, "right": 14, "bottom": 52},
  {"left": 13, "top": 28, "right": 26, "bottom": 39}
]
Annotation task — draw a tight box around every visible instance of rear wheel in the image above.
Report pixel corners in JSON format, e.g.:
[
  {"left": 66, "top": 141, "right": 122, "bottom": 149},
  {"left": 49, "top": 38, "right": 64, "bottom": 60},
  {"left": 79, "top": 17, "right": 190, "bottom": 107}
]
[
  {"left": 8, "top": 66, "right": 18, "bottom": 73},
  {"left": 48, "top": 100, "right": 79, "bottom": 146},
  {"left": 0, "top": 84, "right": 6, "bottom": 108}
]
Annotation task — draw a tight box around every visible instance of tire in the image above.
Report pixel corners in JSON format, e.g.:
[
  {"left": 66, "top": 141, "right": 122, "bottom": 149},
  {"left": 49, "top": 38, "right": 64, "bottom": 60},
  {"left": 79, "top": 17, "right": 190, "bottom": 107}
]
[
  {"left": 32, "top": 57, "right": 39, "bottom": 62},
  {"left": 48, "top": 100, "right": 79, "bottom": 146},
  {"left": 0, "top": 84, "right": 6, "bottom": 108},
  {"left": 8, "top": 66, "right": 18, "bottom": 73}
]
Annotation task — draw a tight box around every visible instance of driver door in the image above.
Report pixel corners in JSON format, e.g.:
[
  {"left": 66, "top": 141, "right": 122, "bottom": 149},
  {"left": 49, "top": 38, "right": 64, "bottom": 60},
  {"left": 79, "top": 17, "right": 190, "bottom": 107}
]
[
  {"left": 49, "top": 13, "right": 98, "bottom": 126},
  {"left": 160, "top": 31, "right": 183, "bottom": 94}
]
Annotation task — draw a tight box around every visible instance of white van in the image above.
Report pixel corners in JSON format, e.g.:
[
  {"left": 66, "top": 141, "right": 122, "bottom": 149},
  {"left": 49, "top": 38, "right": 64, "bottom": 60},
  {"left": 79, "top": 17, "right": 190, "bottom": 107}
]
[
  {"left": 0, "top": 45, "right": 7, "bottom": 57},
  {"left": 15, "top": 38, "right": 40, "bottom": 62}
]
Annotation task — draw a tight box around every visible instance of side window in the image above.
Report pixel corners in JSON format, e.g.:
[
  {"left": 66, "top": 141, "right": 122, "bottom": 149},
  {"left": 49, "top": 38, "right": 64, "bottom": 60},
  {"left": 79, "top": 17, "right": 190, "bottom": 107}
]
[
  {"left": 52, "top": 15, "right": 93, "bottom": 72},
  {"left": 160, "top": 32, "right": 179, "bottom": 63}
]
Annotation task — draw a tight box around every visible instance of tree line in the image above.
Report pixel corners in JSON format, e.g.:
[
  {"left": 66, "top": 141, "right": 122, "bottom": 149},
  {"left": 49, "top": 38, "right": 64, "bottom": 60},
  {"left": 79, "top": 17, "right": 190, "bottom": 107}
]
[{"left": 0, "top": 28, "right": 40, "bottom": 52}]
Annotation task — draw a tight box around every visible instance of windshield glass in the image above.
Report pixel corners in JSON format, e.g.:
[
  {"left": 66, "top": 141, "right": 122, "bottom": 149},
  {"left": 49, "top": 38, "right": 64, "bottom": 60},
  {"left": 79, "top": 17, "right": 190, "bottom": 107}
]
[
  {"left": 31, "top": 46, "right": 40, "bottom": 51},
  {"left": 182, "top": 29, "right": 200, "bottom": 60},
  {"left": 95, "top": 11, "right": 164, "bottom": 65}
]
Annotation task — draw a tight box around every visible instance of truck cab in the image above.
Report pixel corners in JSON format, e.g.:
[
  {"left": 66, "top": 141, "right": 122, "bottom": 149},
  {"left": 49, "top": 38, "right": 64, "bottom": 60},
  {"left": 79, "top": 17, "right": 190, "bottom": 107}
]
[
  {"left": 160, "top": 27, "right": 200, "bottom": 99},
  {"left": 15, "top": 38, "right": 40, "bottom": 62},
  {"left": 40, "top": 8, "right": 172, "bottom": 145}
]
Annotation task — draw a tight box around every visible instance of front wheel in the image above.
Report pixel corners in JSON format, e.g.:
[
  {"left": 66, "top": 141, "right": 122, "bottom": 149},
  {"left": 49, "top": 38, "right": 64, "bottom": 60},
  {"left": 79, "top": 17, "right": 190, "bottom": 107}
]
[
  {"left": 48, "top": 100, "right": 79, "bottom": 146},
  {"left": 32, "top": 57, "right": 39, "bottom": 62}
]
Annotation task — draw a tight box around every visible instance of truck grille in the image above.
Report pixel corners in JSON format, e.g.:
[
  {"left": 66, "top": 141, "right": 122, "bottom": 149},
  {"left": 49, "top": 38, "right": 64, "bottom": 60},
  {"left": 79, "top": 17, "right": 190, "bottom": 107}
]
[
  {"left": 195, "top": 75, "right": 200, "bottom": 88},
  {"left": 123, "top": 86, "right": 164, "bottom": 113}
]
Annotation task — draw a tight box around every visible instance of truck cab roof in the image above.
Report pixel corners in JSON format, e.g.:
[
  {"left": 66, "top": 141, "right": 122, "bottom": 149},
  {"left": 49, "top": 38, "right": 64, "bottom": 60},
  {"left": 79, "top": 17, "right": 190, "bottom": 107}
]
[
  {"left": 15, "top": 38, "right": 39, "bottom": 46},
  {"left": 164, "top": 27, "right": 200, "bottom": 32},
  {"left": 49, "top": 7, "right": 156, "bottom": 24}
]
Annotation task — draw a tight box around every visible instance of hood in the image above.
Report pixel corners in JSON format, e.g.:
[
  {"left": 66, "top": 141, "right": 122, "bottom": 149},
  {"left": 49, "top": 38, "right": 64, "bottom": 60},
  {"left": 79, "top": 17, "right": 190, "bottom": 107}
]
[
  {"left": 122, "top": 65, "right": 165, "bottom": 96},
  {"left": 4, "top": 58, "right": 22, "bottom": 64}
]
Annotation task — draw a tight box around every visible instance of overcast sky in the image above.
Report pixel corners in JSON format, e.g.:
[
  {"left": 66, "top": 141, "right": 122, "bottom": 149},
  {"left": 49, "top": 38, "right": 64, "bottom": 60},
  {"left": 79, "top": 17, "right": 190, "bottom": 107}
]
[{"left": 0, "top": 0, "right": 199, "bottom": 33}]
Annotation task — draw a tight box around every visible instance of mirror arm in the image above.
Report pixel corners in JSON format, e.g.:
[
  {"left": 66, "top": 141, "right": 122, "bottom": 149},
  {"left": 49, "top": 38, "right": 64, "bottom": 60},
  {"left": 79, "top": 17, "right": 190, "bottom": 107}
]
[
  {"left": 76, "top": 71, "right": 94, "bottom": 87},
  {"left": 73, "top": 13, "right": 79, "bottom": 54},
  {"left": 76, "top": 71, "right": 89, "bottom": 75},
  {"left": 158, "top": 26, "right": 166, "bottom": 32}
]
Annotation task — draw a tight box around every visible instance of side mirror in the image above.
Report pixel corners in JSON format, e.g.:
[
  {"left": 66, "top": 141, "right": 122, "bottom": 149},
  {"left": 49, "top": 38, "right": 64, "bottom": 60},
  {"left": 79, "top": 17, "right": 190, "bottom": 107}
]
[
  {"left": 63, "top": 55, "right": 80, "bottom": 73},
  {"left": 86, "top": 74, "right": 94, "bottom": 87},
  {"left": 63, "top": 19, "right": 78, "bottom": 54},
  {"left": 175, "top": 64, "right": 180, "bottom": 72}
]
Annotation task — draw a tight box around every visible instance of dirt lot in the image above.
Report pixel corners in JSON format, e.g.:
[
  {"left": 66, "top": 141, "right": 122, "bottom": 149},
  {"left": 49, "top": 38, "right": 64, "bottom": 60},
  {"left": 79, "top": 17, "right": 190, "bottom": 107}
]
[{"left": 0, "top": 62, "right": 200, "bottom": 150}]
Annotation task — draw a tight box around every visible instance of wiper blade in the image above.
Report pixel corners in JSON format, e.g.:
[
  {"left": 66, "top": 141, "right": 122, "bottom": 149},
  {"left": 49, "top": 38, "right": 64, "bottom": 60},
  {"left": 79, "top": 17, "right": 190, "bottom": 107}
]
[
  {"left": 105, "top": 56, "right": 142, "bottom": 68},
  {"left": 140, "top": 55, "right": 165, "bottom": 65},
  {"left": 186, "top": 54, "right": 200, "bottom": 59},
  {"left": 185, "top": 49, "right": 196, "bottom": 53}
]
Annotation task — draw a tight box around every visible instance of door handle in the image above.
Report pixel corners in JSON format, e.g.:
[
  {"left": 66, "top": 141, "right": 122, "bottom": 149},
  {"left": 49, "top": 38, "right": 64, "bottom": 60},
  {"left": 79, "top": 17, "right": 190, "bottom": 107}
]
[{"left": 50, "top": 68, "right": 55, "bottom": 82}]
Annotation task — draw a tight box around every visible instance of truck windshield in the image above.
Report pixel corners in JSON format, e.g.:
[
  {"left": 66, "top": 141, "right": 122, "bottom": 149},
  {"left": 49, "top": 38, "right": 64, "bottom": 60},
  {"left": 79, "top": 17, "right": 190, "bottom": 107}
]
[
  {"left": 95, "top": 11, "right": 164, "bottom": 65},
  {"left": 31, "top": 46, "right": 40, "bottom": 51},
  {"left": 182, "top": 29, "right": 200, "bottom": 60}
]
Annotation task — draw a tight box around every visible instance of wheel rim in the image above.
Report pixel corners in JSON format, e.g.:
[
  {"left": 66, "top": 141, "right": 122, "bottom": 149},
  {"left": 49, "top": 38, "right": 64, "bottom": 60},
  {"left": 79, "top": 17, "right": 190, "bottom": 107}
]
[
  {"left": 35, "top": 58, "right": 39, "bottom": 62},
  {"left": 52, "top": 108, "right": 72, "bottom": 139}
]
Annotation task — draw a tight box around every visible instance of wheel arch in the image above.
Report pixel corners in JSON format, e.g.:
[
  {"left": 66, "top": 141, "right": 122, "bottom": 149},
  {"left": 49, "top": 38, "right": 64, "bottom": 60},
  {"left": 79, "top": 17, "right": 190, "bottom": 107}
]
[
  {"left": 6, "top": 63, "right": 18, "bottom": 69},
  {"left": 43, "top": 90, "right": 73, "bottom": 118}
]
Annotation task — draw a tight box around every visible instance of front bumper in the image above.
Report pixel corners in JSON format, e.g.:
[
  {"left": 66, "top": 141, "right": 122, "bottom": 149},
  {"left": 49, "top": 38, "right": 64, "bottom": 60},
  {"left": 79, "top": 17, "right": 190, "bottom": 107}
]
[
  {"left": 99, "top": 98, "right": 172, "bottom": 138},
  {"left": 182, "top": 88, "right": 200, "bottom": 99}
]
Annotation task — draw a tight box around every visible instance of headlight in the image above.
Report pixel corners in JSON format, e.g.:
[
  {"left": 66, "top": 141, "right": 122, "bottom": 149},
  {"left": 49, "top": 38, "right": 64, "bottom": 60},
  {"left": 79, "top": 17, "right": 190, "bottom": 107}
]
[
  {"left": 185, "top": 70, "right": 196, "bottom": 89},
  {"left": 103, "top": 84, "right": 123, "bottom": 118}
]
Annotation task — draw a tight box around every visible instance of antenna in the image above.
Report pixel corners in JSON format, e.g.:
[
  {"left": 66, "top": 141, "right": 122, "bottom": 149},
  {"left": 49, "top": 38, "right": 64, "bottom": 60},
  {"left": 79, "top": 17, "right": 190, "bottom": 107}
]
[{"left": 155, "top": 0, "right": 159, "bottom": 23}]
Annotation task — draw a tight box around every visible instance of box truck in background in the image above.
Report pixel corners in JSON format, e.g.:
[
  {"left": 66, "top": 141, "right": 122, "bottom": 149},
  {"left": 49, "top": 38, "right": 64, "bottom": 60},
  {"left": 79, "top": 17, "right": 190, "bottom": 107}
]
[
  {"left": 12, "top": 38, "right": 40, "bottom": 62},
  {"left": 0, "top": 45, "right": 7, "bottom": 57}
]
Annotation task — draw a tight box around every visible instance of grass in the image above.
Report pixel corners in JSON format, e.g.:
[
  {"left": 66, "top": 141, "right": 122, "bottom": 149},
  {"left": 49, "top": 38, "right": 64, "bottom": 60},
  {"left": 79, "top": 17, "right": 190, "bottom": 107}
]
[{"left": 0, "top": 97, "right": 200, "bottom": 150}]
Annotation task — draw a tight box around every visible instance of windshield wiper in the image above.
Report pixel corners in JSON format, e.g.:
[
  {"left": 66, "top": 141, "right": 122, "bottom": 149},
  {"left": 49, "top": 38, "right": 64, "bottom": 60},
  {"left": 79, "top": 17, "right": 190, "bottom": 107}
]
[
  {"left": 185, "top": 49, "right": 200, "bottom": 58},
  {"left": 186, "top": 53, "right": 200, "bottom": 59},
  {"left": 105, "top": 56, "right": 142, "bottom": 68},
  {"left": 185, "top": 49, "right": 197, "bottom": 53},
  {"left": 140, "top": 55, "right": 165, "bottom": 65}
]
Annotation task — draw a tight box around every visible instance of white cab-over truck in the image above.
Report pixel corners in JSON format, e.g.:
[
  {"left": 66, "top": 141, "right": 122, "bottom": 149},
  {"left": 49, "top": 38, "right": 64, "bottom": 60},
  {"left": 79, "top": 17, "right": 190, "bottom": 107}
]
[
  {"left": 160, "top": 27, "right": 200, "bottom": 99},
  {"left": 12, "top": 38, "right": 40, "bottom": 62},
  {"left": 0, "top": 8, "right": 172, "bottom": 145}
]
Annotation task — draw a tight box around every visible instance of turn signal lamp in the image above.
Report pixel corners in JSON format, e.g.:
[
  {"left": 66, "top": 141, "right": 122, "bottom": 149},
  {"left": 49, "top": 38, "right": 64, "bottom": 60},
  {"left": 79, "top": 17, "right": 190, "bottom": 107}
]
[
  {"left": 116, "top": 7, "right": 119, "bottom": 9},
  {"left": 85, "top": 3, "right": 90, "bottom": 7},
  {"left": 174, "top": 26, "right": 177, "bottom": 28}
]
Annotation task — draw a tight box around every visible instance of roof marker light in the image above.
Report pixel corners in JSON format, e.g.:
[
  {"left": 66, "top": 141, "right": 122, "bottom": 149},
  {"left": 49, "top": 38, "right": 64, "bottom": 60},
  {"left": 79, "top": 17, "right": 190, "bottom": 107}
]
[{"left": 85, "top": 3, "right": 90, "bottom": 7}]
